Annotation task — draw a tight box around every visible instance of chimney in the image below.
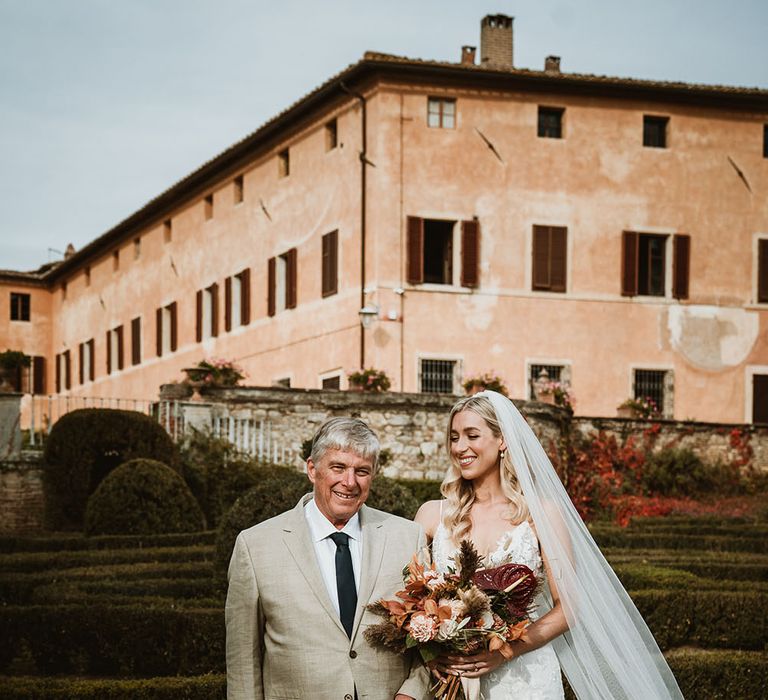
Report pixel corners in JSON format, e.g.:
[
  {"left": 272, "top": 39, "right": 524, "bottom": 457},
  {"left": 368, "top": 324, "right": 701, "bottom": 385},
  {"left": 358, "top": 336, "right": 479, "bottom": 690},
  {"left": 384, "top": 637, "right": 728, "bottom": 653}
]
[
  {"left": 545, "top": 55, "right": 561, "bottom": 73},
  {"left": 64, "top": 243, "right": 76, "bottom": 259},
  {"left": 461, "top": 45, "right": 476, "bottom": 65},
  {"left": 480, "top": 14, "right": 514, "bottom": 68}
]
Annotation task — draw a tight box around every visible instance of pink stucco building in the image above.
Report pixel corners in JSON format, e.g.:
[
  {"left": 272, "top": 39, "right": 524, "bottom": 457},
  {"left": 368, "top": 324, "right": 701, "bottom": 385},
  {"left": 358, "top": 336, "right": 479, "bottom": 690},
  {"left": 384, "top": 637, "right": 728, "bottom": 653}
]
[{"left": 2, "top": 15, "right": 768, "bottom": 424}]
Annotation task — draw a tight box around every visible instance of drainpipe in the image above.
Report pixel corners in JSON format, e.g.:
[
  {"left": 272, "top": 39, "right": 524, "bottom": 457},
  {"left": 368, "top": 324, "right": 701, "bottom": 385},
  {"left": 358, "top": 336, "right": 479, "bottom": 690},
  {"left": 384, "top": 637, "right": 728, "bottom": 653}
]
[{"left": 340, "top": 82, "right": 367, "bottom": 369}]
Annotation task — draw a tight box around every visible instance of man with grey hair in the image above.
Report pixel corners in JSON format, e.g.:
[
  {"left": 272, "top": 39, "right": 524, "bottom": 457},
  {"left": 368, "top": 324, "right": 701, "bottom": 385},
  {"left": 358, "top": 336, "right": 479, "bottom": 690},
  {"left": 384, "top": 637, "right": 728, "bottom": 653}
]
[{"left": 226, "top": 417, "right": 429, "bottom": 700}]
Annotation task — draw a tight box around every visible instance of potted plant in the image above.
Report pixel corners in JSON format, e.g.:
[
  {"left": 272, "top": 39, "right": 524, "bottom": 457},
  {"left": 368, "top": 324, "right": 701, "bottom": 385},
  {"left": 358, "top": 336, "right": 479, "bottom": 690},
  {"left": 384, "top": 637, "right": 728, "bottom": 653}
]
[
  {"left": 182, "top": 358, "right": 246, "bottom": 388},
  {"left": 462, "top": 371, "right": 508, "bottom": 397},
  {"left": 347, "top": 367, "right": 391, "bottom": 392},
  {"left": 536, "top": 380, "right": 574, "bottom": 411},
  {"left": 617, "top": 396, "right": 659, "bottom": 419},
  {"left": 0, "top": 350, "right": 31, "bottom": 392}
]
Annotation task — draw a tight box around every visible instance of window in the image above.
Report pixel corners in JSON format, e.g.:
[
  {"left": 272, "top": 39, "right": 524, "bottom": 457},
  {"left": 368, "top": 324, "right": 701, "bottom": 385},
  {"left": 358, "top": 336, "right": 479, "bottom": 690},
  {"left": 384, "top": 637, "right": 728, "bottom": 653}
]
[
  {"left": 79, "top": 339, "right": 95, "bottom": 384},
  {"left": 754, "top": 374, "right": 768, "bottom": 423},
  {"left": 274, "top": 377, "right": 291, "bottom": 388},
  {"left": 325, "top": 119, "right": 338, "bottom": 150},
  {"left": 322, "top": 230, "right": 338, "bottom": 297},
  {"left": 532, "top": 226, "right": 567, "bottom": 292},
  {"left": 278, "top": 149, "right": 290, "bottom": 177},
  {"left": 758, "top": 239, "right": 768, "bottom": 303},
  {"left": 196, "top": 283, "right": 219, "bottom": 341},
  {"left": 420, "top": 359, "right": 457, "bottom": 393},
  {"left": 61, "top": 282, "right": 67, "bottom": 301},
  {"left": 133, "top": 237, "right": 141, "bottom": 260},
  {"left": 322, "top": 375, "right": 341, "bottom": 390},
  {"left": 163, "top": 219, "right": 172, "bottom": 244},
  {"left": 84, "top": 266, "right": 91, "bottom": 287},
  {"left": 268, "top": 249, "right": 297, "bottom": 316},
  {"left": 204, "top": 194, "right": 214, "bottom": 220},
  {"left": 106, "top": 325, "right": 124, "bottom": 374},
  {"left": 643, "top": 115, "right": 668, "bottom": 148},
  {"left": 10, "top": 292, "right": 30, "bottom": 321},
  {"left": 156, "top": 302, "right": 178, "bottom": 356},
  {"left": 113, "top": 250, "right": 120, "bottom": 271},
  {"left": 538, "top": 107, "right": 564, "bottom": 139},
  {"left": 406, "top": 217, "right": 480, "bottom": 287},
  {"left": 763, "top": 125, "right": 767, "bottom": 159},
  {"left": 225, "top": 269, "right": 251, "bottom": 331},
  {"left": 234, "top": 175, "right": 244, "bottom": 204},
  {"left": 622, "top": 232, "right": 690, "bottom": 298},
  {"left": 55, "top": 350, "right": 71, "bottom": 393},
  {"left": 131, "top": 317, "right": 141, "bottom": 365},
  {"left": 633, "top": 368, "right": 673, "bottom": 417},
  {"left": 427, "top": 97, "right": 456, "bottom": 129},
  {"left": 528, "top": 363, "right": 570, "bottom": 400}
]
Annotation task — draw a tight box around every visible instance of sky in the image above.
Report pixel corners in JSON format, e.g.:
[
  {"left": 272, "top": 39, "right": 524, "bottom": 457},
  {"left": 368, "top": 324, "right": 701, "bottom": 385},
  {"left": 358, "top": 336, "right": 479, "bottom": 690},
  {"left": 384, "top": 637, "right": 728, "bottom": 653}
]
[{"left": 1, "top": 0, "right": 766, "bottom": 272}]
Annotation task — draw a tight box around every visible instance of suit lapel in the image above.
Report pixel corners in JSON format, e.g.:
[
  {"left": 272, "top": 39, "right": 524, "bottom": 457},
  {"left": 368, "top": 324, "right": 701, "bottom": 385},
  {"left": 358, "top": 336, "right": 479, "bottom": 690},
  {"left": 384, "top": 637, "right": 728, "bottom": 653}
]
[
  {"left": 353, "top": 505, "right": 387, "bottom": 638},
  {"left": 282, "top": 495, "right": 347, "bottom": 637}
]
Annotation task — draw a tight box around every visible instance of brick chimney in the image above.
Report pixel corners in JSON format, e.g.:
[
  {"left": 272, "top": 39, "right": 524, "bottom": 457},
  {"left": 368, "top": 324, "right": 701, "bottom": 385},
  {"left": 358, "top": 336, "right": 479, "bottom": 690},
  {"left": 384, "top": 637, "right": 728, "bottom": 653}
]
[
  {"left": 461, "top": 45, "right": 476, "bottom": 65},
  {"left": 545, "top": 55, "right": 561, "bottom": 73},
  {"left": 480, "top": 14, "right": 514, "bottom": 68}
]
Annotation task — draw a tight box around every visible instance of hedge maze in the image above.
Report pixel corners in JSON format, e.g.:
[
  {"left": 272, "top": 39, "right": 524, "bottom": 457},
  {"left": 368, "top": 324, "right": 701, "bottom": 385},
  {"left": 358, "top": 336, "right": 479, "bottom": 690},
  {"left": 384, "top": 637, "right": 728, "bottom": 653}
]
[{"left": 0, "top": 515, "right": 766, "bottom": 699}]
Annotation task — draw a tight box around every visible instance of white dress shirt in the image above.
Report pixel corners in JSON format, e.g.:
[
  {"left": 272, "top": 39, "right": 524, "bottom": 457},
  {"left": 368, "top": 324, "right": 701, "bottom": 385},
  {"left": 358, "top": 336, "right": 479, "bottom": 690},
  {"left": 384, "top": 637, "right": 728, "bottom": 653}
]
[{"left": 304, "top": 497, "right": 363, "bottom": 615}]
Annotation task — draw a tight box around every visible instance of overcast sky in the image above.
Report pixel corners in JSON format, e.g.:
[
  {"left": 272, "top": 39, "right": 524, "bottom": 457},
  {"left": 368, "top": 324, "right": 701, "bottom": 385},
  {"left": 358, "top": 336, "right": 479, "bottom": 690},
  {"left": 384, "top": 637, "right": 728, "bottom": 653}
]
[{"left": 1, "top": 0, "right": 766, "bottom": 272}]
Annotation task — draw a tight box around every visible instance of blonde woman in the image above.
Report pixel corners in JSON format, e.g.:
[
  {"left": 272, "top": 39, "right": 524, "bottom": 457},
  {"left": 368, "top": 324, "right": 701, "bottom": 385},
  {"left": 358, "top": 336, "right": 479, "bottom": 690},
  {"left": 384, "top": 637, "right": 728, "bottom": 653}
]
[{"left": 415, "top": 391, "right": 683, "bottom": 700}]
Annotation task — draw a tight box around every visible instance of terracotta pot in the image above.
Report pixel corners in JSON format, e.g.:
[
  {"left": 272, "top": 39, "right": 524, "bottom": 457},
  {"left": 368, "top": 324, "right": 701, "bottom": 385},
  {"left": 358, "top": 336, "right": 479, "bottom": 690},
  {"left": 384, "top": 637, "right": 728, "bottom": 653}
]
[
  {"left": 537, "top": 392, "right": 556, "bottom": 405},
  {"left": 616, "top": 406, "right": 637, "bottom": 419},
  {"left": 348, "top": 382, "right": 364, "bottom": 392}
]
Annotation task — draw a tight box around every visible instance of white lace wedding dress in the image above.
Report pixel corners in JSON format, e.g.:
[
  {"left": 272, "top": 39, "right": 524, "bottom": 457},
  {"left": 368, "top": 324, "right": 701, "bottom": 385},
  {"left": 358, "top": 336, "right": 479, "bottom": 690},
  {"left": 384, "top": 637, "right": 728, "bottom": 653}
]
[{"left": 432, "top": 519, "right": 565, "bottom": 700}]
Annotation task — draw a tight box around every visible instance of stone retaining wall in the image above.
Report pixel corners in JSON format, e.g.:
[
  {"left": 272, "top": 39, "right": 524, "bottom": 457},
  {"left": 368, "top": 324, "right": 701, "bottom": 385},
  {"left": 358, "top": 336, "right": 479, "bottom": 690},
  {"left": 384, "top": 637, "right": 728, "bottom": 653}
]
[{"left": 0, "top": 451, "right": 44, "bottom": 535}]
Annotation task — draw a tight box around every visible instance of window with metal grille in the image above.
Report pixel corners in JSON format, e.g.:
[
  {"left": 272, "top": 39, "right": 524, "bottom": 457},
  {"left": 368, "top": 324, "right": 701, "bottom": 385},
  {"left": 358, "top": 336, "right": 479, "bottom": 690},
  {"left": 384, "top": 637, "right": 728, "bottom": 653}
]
[
  {"left": 633, "top": 369, "right": 669, "bottom": 416},
  {"left": 427, "top": 98, "right": 456, "bottom": 129},
  {"left": 420, "top": 359, "right": 456, "bottom": 394},
  {"left": 643, "top": 116, "right": 668, "bottom": 148},
  {"left": 322, "top": 375, "right": 341, "bottom": 390},
  {"left": 528, "top": 364, "right": 566, "bottom": 400},
  {"left": 538, "top": 107, "right": 564, "bottom": 138}
]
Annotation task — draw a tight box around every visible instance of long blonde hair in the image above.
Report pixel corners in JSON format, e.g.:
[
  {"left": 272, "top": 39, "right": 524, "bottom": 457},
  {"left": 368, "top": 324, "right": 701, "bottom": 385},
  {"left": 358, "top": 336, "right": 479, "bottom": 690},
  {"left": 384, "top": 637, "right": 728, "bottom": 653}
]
[{"left": 440, "top": 395, "right": 529, "bottom": 544}]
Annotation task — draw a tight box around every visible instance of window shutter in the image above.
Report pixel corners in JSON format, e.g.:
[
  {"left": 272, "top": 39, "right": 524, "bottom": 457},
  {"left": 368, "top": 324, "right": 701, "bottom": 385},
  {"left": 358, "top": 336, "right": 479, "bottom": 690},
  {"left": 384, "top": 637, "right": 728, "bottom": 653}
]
[
  {"left": 156, "top": 307, "right": 163, "bottom": 357},
  {"left": 88, "top": 339, "right": 95, "bottom": 380},
  {"left": 224, "top": 277, "right": 232, "bottom": 332},
  {"left": 211, "top": 283, "right": 219, "bottom": 337},
  {"left": 33, "top": 356, "right": 45, "bottom": 395},
  {"left": 754, "top": 375, "right": 768, "bottom": 423},
  {"left": 406, "top": 216, "right": 424, "bottom": 284},
  {"left": 329, "top": 231, "right": 338, "bottom": 295},
  {"left": 758, "top": 239, "right": 768, "bottom": 303},
  {"left": 195, "top": 290, "right": 203, "bottom": 342},
  {"left": 55, "top": 354, "right": 61, "bottom": 393},
  {"left": 241, "top": 268, "right": 251, "bottom": 325},
  {"left": 532, "top": 226, "right": 550, "bottom": 289},
  {"left": 64, "top": 351, "right": 71, "bottom": 390},
  {"left": 622, "top": 231, "right": 639, "bottom": 296},
  {"left": 550, "top": 227, "right": 567, "bottom": 292},
  {"left": 461, "top": 220, "right": 480, "bottom": 288},
  {"left": 79, "top": 343, "right": 84, "bottom": 384},
  {"left": 322, "top": 231, "right": 338, "bottom": 297},
  {"left": 169, "top": 302, "right": 178, "bottom": 351},
  {"left": 117, "top": 326, "right": 124, "bottom": 370},
  {"left": 267, "top": 257, "right": 276, "bottom": 317},
  {"left": 106, "top": 330, "right": 112, "bottom": 374},
  {"left": 286, "top": 248, "right": 298, "bottom": 309},
  {"left": 131, "top": 318, "right": 140, "bottom": 366},
  {"left": 673, "top": 234, "right": 690, "bottom": 300}
]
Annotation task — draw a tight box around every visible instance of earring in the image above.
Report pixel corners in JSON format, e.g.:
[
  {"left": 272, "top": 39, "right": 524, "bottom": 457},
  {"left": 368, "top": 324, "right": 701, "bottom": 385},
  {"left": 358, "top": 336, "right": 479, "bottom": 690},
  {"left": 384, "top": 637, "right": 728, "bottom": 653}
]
[{"left": 499, "top": 449, "right": 506, "bottom": 461}]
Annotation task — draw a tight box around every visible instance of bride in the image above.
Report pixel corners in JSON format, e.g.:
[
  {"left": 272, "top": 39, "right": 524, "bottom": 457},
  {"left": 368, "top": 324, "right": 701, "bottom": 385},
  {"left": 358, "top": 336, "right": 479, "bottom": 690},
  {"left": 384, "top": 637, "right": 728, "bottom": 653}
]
[{"left": 415, "top": 391, "right": 684, "bottom": 700}]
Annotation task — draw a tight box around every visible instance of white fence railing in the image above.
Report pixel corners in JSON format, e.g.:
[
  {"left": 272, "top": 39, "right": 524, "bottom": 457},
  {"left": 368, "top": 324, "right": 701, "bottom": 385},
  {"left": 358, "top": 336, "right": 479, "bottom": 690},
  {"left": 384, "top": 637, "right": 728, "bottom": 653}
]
[{"left": 211, "top": 414, "right": 290, "bottom": 464}]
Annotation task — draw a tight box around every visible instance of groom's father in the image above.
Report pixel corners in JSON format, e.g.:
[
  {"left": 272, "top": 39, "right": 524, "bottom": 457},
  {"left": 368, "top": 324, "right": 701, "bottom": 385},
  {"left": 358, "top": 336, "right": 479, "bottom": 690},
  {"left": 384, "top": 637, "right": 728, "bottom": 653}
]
[{"left": 226, "top": 417, "right": 428, "bottom": 700}]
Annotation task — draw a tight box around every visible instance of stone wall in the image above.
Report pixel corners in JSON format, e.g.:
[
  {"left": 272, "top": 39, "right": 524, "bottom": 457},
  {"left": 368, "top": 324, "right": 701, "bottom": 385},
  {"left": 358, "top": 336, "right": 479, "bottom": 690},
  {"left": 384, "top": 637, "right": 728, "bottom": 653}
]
[{"left": 0, "top": 451, "right": 44, "bottom": 535}]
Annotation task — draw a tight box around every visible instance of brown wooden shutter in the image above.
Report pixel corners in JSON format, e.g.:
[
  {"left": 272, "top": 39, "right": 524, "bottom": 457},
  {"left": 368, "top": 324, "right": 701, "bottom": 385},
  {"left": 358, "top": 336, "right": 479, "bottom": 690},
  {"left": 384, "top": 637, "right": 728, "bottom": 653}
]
[
  {"left": 532, "top": 226, "right": 550, "bottom": 289},
  {"left": 64, "top": 350, "right": 71, "bottom": 390},
  {"left": 406, "top": 216, "right": 424, "bottom": 284},
  {"left": 33, "top": 355, "right": 45, "bottom": 395},
  {"left": 286, "top": 248, "right": 297, "bottom": 309},
  {"left": 131, "top": 318, "right": 140, "bottom": 366},
  {"left": 322, "top": 231, "right": 338, "bottom": 297},
  {"left": 117, "top": 325, "right": 124, "bottom": 370},
  {"left": 267, "top": 257, "right": 276, "bottom": 316},
  {"left": 55, "top": 354, "right": 61, "bottom": 393},
  {"left": 550, "top": 227, "right": 567, "bottom": 292},
  {"left": 79, "top": 343, "right": 84, "bottom": 384},
  {"left": 754, "top": 375, "right": 768, "bottom": 423},
  {"left": 211, "top": 283, "right": 219, "bottom": 337},
  {"left": 106, "top": 330, "right": 112, "bottom": 374},
  {"left": 622, "top": 231, "right": 639, "bottom": 296},
  {"left": 673, "top": 234, "right": 690, "bottom": 300},
  {"left": 88, "top": 339, "right": 95, "bottom": 380},
  {"left": 169, "top": 302, "right": 178, "bottom": 351},
  {"left": 195, "top": 290, "right": 203, "bottom": 342},
  {"left": 461, "top": 220, "right": 480, "bottom": 288},
  {"left": 758, "top": 239, "right": 768, "bottom": 303},
  {"left": 156, "top": 307, "right": 163, "bottom": 356},
  {"left": 224, "top": 277, "right": 232, "bottom": 332},
  {"left": 330, "top": 231, "right": 338, "bottom": 296},
  {"left": 241, "top": 268, "right": 251, "bottom": 325}
]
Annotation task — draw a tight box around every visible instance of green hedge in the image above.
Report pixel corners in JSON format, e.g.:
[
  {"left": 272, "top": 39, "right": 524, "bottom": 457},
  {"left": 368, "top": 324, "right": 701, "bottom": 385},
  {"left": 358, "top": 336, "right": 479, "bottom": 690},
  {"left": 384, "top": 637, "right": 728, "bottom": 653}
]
[
  {"left": 612, "top": 563, "right": 768, "bottom": 591},
  {"left": 0, "top": 674, "right": 226, "bottom": 699},
  {"left": 0, "top": 605, "right": 224, "bottom": 676},
  {"left": 43, "top": 409, "right": 179, "bottom": 531},
  {"left": 393, "top": 478, "right": 442, "bottom": 505},
  {"left": 0, "top": 531, "right": 215, "bottom": 554},
  {"left": 593, "top": 531, "right": 767, "bottom": 553}
]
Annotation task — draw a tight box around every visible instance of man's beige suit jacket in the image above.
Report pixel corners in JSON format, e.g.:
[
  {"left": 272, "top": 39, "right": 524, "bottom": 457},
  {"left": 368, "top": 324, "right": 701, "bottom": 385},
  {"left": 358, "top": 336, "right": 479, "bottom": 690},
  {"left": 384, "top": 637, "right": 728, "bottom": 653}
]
[{"left": 226, "top": 494, "right": 430, "bottom": 700}]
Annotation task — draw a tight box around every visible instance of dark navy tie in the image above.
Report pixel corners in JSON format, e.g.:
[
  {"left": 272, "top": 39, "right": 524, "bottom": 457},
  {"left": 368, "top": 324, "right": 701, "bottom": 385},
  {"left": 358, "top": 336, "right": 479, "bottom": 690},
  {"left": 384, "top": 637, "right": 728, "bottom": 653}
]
[{"left": 329, "top": 532, "right": 357, "bottom": 637}]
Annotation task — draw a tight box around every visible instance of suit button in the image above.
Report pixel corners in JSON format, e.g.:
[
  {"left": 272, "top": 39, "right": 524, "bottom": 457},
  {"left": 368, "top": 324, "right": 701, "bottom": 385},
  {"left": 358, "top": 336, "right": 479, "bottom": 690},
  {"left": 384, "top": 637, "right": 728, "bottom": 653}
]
[
  {"left": 349, "top": 650, "right": 357, "bottom": 659},
  {"left": 344, "top": 695, "right": 353, "bottom": 700}
]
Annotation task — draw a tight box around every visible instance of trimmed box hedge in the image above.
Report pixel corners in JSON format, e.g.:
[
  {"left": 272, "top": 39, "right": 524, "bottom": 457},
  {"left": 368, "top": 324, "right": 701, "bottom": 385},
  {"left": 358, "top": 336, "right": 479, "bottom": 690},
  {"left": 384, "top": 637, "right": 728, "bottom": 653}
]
[
  {"left": 593, "top": 530, "right": 767, "bottom": 553},
  {"left": 0, "top": 531, "right": 216, "bottom": 554}
]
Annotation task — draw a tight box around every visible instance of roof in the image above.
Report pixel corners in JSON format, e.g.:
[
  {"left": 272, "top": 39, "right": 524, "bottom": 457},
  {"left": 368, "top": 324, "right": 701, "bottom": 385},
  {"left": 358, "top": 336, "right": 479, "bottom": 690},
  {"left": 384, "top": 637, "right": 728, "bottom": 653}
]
[{"left": 25, "top": 52, "right": 768, "bottom": 284}]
